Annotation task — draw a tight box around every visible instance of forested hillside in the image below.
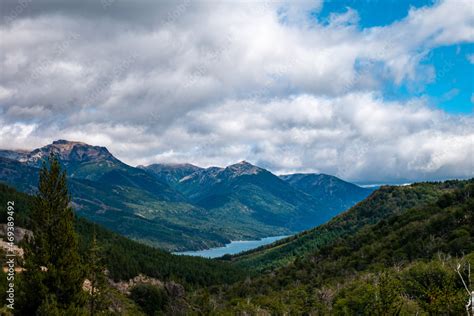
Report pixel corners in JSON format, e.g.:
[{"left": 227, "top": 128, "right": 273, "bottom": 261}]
[
  {"left": 231, "top": 181, "right": 458, "bottom": 271},
  {"left": 191, "top": 179, "right": 474, "bottom": 314},
  {"left": 0, "top": 183, "right": 245, "bottom": 287},
  {"left": 0, "top": 156, "right": 230, "bottom": 251},
  {"left": 1, "top": 172, "right": 472, "bottom": 314},
  {"left": 280, "top": 173, "right": 373, "bottom": 218}
]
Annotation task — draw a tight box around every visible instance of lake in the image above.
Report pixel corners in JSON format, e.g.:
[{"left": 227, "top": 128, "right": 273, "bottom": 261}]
[{"left": 174, "top": 235, "right": 289, "bottom": 258}]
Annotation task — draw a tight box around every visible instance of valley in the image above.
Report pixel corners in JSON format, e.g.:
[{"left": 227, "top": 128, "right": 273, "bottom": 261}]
[
  {"left": 1, "top": 167, "right": 471, "bottom": 314},
  {"left": 2, "top": 1, "right": 472, "bottom": 314},
  {"left": 0, "top": 140, "right": 373, "bottom": 251}
]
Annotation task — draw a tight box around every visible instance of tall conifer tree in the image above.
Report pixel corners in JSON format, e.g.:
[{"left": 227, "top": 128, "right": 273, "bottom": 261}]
[
  {"left": 20, "top": 154, "right": 85, "bottom": 314},
  {"left": 87, "top": 229, "right": 109, "bottom": 316}
]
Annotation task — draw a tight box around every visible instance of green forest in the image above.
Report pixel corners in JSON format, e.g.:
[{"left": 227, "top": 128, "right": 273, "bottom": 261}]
[
  {"left": 0, "top": 156, "right": 472, "bottom": 315},
  {"left": 203, "top": 179, "right": 473, "bottom": 314}
]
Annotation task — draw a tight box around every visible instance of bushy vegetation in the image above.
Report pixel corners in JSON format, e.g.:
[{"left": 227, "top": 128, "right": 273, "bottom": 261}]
[
  {"left": 189, "top": 180, "right": 474, "bottom": 314},
  {"left": 130, "top": 284, "right": 169, "bottom": 315}
]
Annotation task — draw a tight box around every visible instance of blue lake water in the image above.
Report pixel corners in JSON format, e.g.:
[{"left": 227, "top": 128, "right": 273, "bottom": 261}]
[{"left": 174, "top": 235, "right": 289, "bottom": 258}]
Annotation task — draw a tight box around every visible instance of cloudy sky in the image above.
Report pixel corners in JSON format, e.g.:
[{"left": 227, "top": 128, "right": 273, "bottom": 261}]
[{"left": 0, "top": 0, "right": 473, "bottom": 183}]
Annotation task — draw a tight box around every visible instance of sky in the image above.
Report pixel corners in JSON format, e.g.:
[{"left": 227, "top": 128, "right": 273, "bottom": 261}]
[{"left": 0, "top": 0, "right": 473, "bottom": 183}]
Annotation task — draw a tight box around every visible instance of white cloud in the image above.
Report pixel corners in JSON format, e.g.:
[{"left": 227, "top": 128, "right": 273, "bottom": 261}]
[
  {"left": 163, "top": 93, "right": 473, "bottom": 182},
  {"left": 0, "top": 0, "right": 472, "bottom": 182},
  {"left": 1, "top": 93, "right": 472, "bottom": 182}
]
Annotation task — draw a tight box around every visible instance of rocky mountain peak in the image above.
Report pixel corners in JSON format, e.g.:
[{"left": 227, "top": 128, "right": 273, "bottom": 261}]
[
  {"left": 148, "top": 163, "right": 201, "bottom": 170},
  {"left": 0, "top": 140, "right": 119, "bottom": 167},
  {"left": 28, "top": 140, "right": 116, "bottom": 164},
  {"left": 225, "top": 161, "right": 262, "bottom": 177},
  {"left": 52, "top": 139, "right": 86, "bottom": 145}
]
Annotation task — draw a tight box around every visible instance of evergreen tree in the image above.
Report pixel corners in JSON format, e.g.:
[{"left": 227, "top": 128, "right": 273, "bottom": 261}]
[
  {"left": 130, "top": 284, "right": 169, "bottom": 315},
  {"left": 19, "top": 154, "right": 85, "bottom": 314},
  {"left": 87, "top": 230, "right": 109, "bottom": 316}
]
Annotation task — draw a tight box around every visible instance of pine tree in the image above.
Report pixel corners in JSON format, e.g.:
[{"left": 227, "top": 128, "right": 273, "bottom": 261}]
[
  {"left": 87, "top": 229, "right": 109, "bottom": 316},
  {"left": 19, "top": 154, "right": 85, "bottom": 314}
]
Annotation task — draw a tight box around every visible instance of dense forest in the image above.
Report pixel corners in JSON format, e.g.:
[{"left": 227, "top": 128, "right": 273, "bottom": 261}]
[
  {"left": 189, "top": 180, "right": 474, "bottom": 314},
  {"left": 0, "top": 156, "right": 472, "bottom": 315},
  {"left": 230, "top": 181, "right": 460, "bottom": 271},
  {"left": 0, "top": 157, "right": 246, "bottom": 315},
  {"left": 0, "top": 184, "right": 245, "bottom": 287}
]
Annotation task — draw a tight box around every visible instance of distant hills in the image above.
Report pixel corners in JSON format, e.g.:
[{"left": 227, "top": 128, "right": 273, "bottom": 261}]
[
  {"left": 205, "top": 179, "right": 474, "bottom": 314},
  {"left": 280, "top": 173, "right": 375, "bottom": 219},
  {"left": 2, "top": 170, "right": 471, "bottom": 314},
  {"left": 0, "top": 140, "right": 372, "bottom": 251},
  {"left": 230, "top": 181, "right": 453, "bottom": 270}
]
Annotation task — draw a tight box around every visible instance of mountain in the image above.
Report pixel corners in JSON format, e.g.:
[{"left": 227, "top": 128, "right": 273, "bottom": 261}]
[
  {"left": 280, "top": 173, "right": 373, "bottom": 217},
  {"left": 139, "top": 163, "right": 203, "bottom": 187},
  {"left": 0, "top": 155, "right": 230, "bottom": 251},
  {"left": 0, "top": 182, "right": 246, "bottom": 315},
  {"left": 193, "top": 179, "right": 474, "bottom": 314},
  {"left": 3, "top": 140, "right": 183, "bottom": 200},
  {"left": 230, "top": 180, "right": 457, "bottom": 271},
  {"left": 0, "top": 142, "right": 229, "bottom": 251},
  {"left": 171, "top": 162, "right": 374, "bottom": 238},
  {"left": 0, "top": 140, "right": 371, "bottom": 251},
  {"left": 12, "top": 139, "right": 118, "bottom": 168},
  {"left": 174, "top": 161, "right": 336, "bottom": 237}
]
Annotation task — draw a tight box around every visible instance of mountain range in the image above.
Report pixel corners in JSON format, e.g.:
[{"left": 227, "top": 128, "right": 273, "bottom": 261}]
[
  {"left": 0, "top": 140, "right": 373, "bottom": 251},
  {"left": 2, "top": 172, "right": 472, "bottom": 314},
  {"left": 230, "top": 180, "right": 453, "bottom": 270}
]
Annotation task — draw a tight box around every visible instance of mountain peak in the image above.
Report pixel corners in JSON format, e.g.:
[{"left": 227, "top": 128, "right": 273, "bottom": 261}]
[
  {"left": 0, "top": 140, "right": 119, "bottom": 167},
  {"left": 36, "top": 140, "right": 116, "bottom": 164},
  {"left": 229, "top": 160, "right": 254, "bottom": 167},
  {"left": 151, "top": 162, "right": 201, "bottom": 169},
  {"left": 226, "top": 160, "right": 262, "bottom": 177},
  {"left": 52, "top": 139, "right": 87, "bottom": 145},
  {"left": 140, "top": 163, "right": 203, "bottom": 185},
  {"left": 236, "top": 160, "right": 251, "bottom": 165}
]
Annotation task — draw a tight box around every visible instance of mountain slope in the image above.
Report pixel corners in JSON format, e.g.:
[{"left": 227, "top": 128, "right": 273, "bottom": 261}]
[
  {"left": 3, "top": 144, "right": 290, "bottom": 249},
  {"left": 7, "top": 140, "right": 184, "bottom": 201},
  {"left": 0, "top": 149, "right": 29, "bottom": 161},
  {"left": 196, "top": 179, "right": 474, "bottom": 314},
  {"left": 1, "top": 140, "right": 373, "bottom": 251},
  {"left": 0, "top": 156, "right": 230, "bottom": 251},
  {"left": 231, "top": 180, "right": 462, "bottom": 271},
  {"left": 280, "top": 173, "right": 373, "bottom": 217},
  {"left": 0, "top": 141, "right": 234, "bottom": 251},
  {"left": 175, "top": 161, "right": 338, "bottom": 238},
  {"left": 0, "top": 183, "right": 245, "bottom": 286},
  {"left": 139, "top": 163, "right": 203, "bottom": 187}
]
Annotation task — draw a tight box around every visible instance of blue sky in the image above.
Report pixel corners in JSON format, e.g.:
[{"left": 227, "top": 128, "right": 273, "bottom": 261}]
[
  {"left": 421, "top": 44, "right": 473, "bottom": 113},
  {"left": 318, "top": 0, "right": 435, "bottom": 27},
  {"left": 0, "top": 0, "right": 473, "bottom": 182},
  {"left": 380, "top": 43, "right": 474, "bottom": 114},
  {"left": 315, "top": 0, "right": 473, "bottom": 114}
]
